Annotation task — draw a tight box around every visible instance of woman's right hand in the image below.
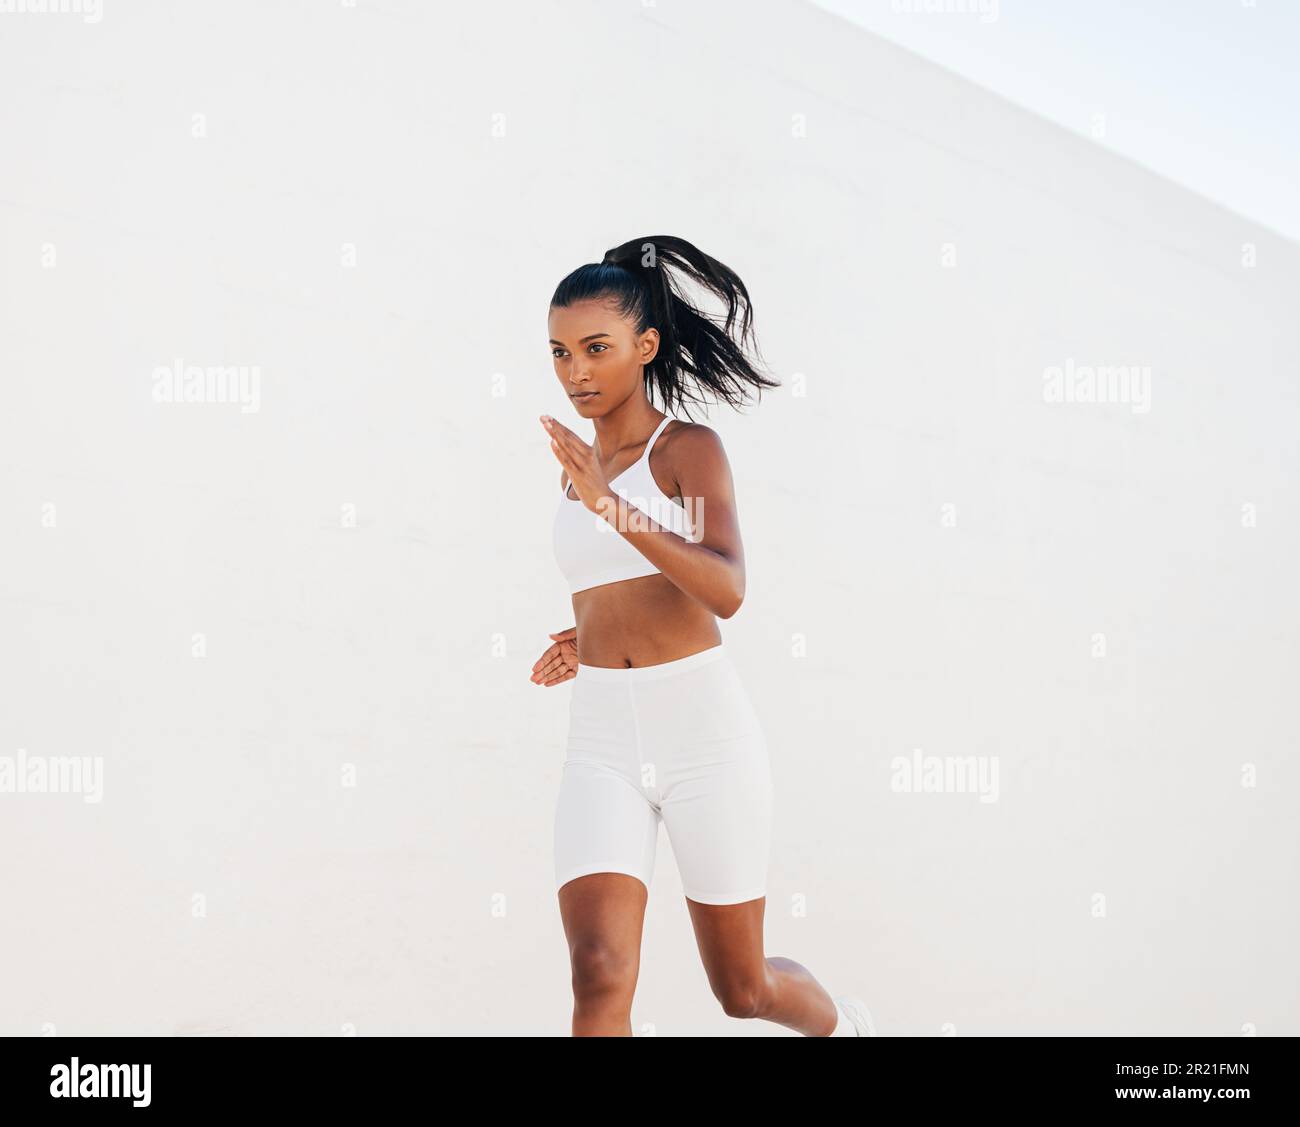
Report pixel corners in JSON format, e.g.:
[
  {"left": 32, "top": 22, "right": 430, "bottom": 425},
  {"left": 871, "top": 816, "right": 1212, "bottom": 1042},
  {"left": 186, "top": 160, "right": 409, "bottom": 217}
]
[
  {"left": 542, "top": 416, "right": 615, "bottom": 515},
  {"left": 531, "top": 626, "right": 578, "bottom": 686}
]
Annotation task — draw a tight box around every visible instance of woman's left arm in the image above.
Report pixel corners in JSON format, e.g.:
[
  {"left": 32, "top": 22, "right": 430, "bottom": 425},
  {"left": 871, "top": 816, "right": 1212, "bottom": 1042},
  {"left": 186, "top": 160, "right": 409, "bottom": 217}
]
[{"left": 596, "top": 425, "right": 747, "bottom": 618}]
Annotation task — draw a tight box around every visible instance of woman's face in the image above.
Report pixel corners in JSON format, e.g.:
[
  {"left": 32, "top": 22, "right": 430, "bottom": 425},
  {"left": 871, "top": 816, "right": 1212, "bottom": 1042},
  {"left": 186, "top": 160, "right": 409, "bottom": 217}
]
[{"left": 548, "top": 299, "right": 659, "bottom": 416}]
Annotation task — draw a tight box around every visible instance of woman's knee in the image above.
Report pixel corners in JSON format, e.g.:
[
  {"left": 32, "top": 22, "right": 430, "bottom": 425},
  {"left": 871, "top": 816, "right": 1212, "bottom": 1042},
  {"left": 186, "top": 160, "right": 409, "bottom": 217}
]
[
  {"left": 568, "top": 940, "right": 639, "bottom": 999},
  {"left": 712, "top": 970, "right": 770, "bottom": 1019}
]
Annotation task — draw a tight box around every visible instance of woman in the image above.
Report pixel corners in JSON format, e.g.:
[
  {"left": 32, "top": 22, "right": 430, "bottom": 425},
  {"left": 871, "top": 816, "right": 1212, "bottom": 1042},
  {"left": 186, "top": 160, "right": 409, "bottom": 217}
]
[{"left": 531, "top": 236, "right": 875, "bottom": 1038}]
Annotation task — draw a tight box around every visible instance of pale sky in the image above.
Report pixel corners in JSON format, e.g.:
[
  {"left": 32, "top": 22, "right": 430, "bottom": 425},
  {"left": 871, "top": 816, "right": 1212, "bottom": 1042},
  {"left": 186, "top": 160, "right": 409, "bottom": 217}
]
[{"left": 807, "top": 0, "right": 1300, "bottom": 244}]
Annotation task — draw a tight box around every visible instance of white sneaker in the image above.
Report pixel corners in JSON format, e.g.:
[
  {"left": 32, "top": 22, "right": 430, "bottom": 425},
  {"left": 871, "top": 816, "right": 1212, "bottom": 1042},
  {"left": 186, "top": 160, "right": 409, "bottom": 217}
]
[{"left": 832, "top": 995, "right": 878, "bottom": 1036}]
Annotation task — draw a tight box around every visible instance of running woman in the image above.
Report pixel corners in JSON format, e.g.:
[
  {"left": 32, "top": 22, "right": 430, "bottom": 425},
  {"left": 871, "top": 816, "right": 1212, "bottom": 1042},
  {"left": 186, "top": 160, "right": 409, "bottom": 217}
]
[{"left": 532, "top": 236, "right": 875, "bottom": 1038}]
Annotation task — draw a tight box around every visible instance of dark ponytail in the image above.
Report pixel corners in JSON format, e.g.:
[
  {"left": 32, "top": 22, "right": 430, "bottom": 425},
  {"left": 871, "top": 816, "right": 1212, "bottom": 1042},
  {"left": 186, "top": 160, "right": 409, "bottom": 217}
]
[{"left": 550, "top": 235, "right": 780, "bottom": 419}]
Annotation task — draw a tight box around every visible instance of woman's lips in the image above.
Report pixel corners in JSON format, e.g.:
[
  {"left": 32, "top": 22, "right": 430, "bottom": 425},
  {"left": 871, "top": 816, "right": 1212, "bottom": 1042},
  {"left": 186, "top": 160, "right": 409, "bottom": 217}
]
[{"left": 571, "top": 391, "right": 599, "bottom": 400}]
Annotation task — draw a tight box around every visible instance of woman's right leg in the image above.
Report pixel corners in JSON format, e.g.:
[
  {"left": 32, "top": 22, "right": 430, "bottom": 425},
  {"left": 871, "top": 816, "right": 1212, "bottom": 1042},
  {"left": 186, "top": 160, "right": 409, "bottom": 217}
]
[
  {"left": 557, "top": 872, "right": 650, "bottom": 1036},
  {"left": 554, "top": 669, "right": 659, "bottom": 1035},
  {"left": 552, "top": 760, "right": 659, "bottom": 1034},
  {"left": 553, "top": 757, "right": 660, "bottom": 1035}
]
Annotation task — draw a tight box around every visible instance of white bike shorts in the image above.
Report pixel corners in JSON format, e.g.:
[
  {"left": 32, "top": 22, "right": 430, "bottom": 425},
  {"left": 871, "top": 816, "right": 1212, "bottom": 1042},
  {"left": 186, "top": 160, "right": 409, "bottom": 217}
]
[{"left": 553, "top": 642, "right": 774, "bottom": 905}]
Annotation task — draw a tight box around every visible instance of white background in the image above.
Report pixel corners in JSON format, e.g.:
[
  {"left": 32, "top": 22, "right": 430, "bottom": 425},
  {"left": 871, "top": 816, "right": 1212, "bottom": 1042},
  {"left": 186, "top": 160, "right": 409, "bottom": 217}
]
[{"left": 2, "top": 0, "right": 1297, "bottom": 1035}]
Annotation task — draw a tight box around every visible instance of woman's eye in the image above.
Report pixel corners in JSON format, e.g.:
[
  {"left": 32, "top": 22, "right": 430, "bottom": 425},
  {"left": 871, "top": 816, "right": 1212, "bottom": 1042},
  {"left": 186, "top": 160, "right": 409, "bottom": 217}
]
[
  {"left": 552, "top": 349, "right": 566, "bottom": 358},
  {"left": 589, "top": 344, "right": 607, "bottom": 353}
]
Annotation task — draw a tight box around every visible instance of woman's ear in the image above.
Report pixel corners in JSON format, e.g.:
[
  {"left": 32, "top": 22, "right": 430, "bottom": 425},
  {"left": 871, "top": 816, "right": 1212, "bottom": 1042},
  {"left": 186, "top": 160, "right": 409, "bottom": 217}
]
[{"left": 640, "top": 326, "right": 661, "bottom": 365}]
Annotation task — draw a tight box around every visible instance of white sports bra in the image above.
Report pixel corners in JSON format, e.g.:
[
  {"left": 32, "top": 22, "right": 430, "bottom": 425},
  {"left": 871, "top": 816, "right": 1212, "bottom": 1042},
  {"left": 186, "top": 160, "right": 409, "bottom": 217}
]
[{"left": 552, "top": 414, "right": 697, "bottom": 594}]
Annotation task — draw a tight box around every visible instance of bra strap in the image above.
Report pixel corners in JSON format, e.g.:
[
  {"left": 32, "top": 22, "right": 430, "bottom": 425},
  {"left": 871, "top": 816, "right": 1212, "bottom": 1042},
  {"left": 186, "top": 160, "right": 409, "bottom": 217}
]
[
  {"left": 562, "top": 415, "right": 673, "bottom": 494},
  {"left": 642, "top": 415, "right": 673, "bottom": 461}
]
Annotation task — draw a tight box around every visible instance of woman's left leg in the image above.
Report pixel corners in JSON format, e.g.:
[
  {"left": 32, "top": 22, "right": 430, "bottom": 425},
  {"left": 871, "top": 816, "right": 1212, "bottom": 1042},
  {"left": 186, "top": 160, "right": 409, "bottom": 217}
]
[
  {"left": 684, "top": 896, "right": 842, "bottom": 1036},
  {"left": 633, "top": 647, "right": 851, "bottom": 1034}
]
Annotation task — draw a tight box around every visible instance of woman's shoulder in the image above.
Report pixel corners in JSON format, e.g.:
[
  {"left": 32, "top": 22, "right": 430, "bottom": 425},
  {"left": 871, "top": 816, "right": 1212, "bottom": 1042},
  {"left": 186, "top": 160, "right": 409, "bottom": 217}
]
[
  {"left": 662, "top": 419, "right": 725, "bottom": 456},
  {"left": 658, "top": 420, "right": 731, "bottom": 486}
]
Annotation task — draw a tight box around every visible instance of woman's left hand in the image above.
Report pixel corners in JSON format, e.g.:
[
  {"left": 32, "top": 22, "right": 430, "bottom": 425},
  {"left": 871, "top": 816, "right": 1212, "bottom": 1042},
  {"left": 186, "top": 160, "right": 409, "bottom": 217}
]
[{"left": 541, "top": 415, "right": 614, "bottom": 514}]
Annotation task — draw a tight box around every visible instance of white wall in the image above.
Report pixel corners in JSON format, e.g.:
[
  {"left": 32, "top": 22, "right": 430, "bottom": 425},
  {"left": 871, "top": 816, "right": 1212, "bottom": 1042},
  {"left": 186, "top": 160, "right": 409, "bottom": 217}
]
[{"left": 2, "top": 0, "right": 1296, "bottom": 1035}]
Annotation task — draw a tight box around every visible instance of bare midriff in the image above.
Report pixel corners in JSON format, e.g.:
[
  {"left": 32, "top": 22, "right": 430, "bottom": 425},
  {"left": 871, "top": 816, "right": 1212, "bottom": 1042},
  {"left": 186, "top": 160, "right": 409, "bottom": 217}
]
[{"left": 572, "top": 573, "right": 722, "bottom": 668}]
